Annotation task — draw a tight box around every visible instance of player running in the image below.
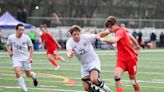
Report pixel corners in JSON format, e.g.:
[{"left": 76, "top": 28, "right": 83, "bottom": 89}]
[
  {"left": 66, "top": 25, "right": 112, "bottom": 92},
  {"left": 97, "top": 16, "right": 141, "bottom": 92},
  {"left": 6, "top": 24, "right": 38, "bottom": 92},
  {"left": 39, "top": 24, "right": 66, "bottom": 70}
]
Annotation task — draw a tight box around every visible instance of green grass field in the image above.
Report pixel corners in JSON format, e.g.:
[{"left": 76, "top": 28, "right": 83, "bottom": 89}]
[{"left": 0, "top": 49, "right": 164, "bottom": 92}]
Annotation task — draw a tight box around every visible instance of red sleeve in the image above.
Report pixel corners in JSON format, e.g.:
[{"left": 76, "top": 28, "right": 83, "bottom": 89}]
[{"left": 115, "top": 30, "right": 124, "bottom": 40}]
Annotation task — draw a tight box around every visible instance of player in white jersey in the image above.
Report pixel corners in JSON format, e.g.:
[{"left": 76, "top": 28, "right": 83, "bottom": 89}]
[
  {"left": 66, "top": 25, "right": 112, "bottom": 92},
  {"left": 6, "top": 24, "right": 38, "bottom": 92}
]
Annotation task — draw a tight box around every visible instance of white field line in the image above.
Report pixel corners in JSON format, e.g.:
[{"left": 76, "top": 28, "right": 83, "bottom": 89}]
[
  {"left": 0, "top": 73, "right": 164, "bottom": 85},
  {"left": 0, "top": 66, "right": 164, "bottom": 76},
  {"left": 0, "top": 86, "right": 86, "bottom": 92},
  {"left": 0, "top": 74, "right": 164, "bottom": 89}
]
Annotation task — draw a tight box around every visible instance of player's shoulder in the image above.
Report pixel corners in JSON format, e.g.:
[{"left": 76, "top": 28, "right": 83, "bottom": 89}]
[
  {"left": 67, "top": 37, "right": 73, "bottom": 42},
  {"left": 22, "top": 34, "right": 31, "bottom": 39},
  {"left": 8, "top": 34, "right": 15, "bottom": 39}
]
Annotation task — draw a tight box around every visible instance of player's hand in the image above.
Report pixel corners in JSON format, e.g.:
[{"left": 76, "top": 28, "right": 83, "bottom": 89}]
[
  {"left": 58, "top": 45, "right": 62, "bottom": 49},
  {"left": 29, "top": 58, "right": 33, "bottom": 63},
  {"left": 39, "top": 44, "right": 42, "bottom": 49},
  {"left": 68, "top": 51, "right": 74, "bottom": 58},
  {"left": 9, "top": 51, "right": 13, "bottom": 57},
  {"left": 134, "top": 46, "right": 140, "bottom": 54}
]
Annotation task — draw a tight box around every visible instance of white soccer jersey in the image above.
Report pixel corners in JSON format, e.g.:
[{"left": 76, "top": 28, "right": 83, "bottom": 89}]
[
  {"left": 66, "top": 34, "right": 100, "bottom": 65},
  {"left": 7, "top": 34, "right": 33, "bottom": 62}
]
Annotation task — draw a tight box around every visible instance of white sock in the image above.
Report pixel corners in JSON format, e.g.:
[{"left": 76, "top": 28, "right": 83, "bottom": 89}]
[
  {"left": 31, "top": 72, "right": 37, "bottom": 80},
  {"left": 17, "top": 77, "right": 28, "bottom": 91}
]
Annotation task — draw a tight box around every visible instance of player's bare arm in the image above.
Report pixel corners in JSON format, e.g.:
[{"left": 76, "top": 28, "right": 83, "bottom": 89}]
[
  {"left": 96, "top": 29, "right": 110, "bottom": 39},
  {"left": 39, "top": 38, "right": 44, "bottom": 49},
  {"left": 5, "top": 44, "right": 13, "bottom": 57},
  {"left": 102, "top": 36, "right": 120, "bottom": 44},
  {"left": 128, "top": 33, "right": 140, "bottom": 54},
  {"left": 66, "top": 49, "right": 74, "bottom": 58},
  {"left": 29, "top": 45, "right": 34, "bottom": 63},
  {"left": 53, "top": 37, "right": 61, "bottom": 48}
]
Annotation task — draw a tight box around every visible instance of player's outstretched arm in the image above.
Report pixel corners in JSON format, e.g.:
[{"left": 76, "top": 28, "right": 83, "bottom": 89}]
[
  {"left": 29, "top": 45, "right": 34, "bottom": 63},
  {"left": 96, "top": 29, "right": 110, "bottom": 39},
  {"left": 100, "top": 36, "right": 120, "bottom": 44},
  {"left": 66, "top": 49, "right": 74, "bottom": 58}
]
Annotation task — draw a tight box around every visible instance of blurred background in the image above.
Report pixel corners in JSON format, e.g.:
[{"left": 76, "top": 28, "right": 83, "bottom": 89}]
[{"left": 0, "top": 0, "right": 164, "bottom": 50}]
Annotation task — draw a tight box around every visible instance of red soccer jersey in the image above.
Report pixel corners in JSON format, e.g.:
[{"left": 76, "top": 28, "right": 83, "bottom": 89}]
[
  {"left": 115, "top": 28, "right": 137, "bottom": 60},
  {"left": 40, "top": 32, "right": 58, "bottom": 51}
]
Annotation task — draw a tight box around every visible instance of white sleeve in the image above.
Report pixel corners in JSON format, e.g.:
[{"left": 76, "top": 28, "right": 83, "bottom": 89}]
[
  {"left": 66, "top": 39, "right": 72, "bottom": 50},
  {"left": 6, "top": 36, "right": 12, "bottom": 45},
  {"left": 26, "top": 36, "right": 33, "bottom": 46},
  {"left": 83, "top": 34, "right": 96, "bottom": 43}
]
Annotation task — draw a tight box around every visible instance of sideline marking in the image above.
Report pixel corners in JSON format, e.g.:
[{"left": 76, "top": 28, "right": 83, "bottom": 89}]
[{"left": 0, "top": 70, "right": 76, "bottom": 86}]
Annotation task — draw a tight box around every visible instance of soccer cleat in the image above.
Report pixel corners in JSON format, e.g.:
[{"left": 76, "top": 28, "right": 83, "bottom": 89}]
[
  {"left": 33, "top": 78, "right": 38, "bottom": 87},
  {"left": 55, "top": 65, "right": 60, "bottom": 70},
  {"left": 101, "top": 85, "right": 113, "bottom": 92}
]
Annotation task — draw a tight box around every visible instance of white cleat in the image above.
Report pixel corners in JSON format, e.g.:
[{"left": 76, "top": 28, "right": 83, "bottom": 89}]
[
  {"left": 101, "top": 85, "right": 113, "bottom": 92},
  {"left": 55, "top": 66, "right": 60, "bottom": 70}
]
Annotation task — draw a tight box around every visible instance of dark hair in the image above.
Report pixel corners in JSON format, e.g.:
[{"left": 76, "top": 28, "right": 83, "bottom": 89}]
[
  {"left": 104, "top": 16, "right": 117, "bottom": 28},
  {"left": 69, "top": 25, "right": 81, "bottom": 35},
  {"left": 40, "top": 24, "right": 47, "bottom": 29},
  {"left": 16, "top": 24, "right": 24, "bottom": 30}
]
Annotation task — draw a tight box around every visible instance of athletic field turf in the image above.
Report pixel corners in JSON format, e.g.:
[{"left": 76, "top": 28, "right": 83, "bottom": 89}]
[{"left": 0, "top": 49, "right": 164, "bottom": 92}]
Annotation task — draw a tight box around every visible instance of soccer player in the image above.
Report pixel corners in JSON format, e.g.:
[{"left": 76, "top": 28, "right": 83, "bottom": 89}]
[
  {"left": 97, "top": 16, "right": 141, "bottom": 92},
  {"left": 39, "top": 24, "right": 65, "bottom": 70},
  {"left": 6, "top": 24, "right": 38, "bottom": 92},
  {"left": 66, "top": 25, "right": 112, "bottom": 92}
]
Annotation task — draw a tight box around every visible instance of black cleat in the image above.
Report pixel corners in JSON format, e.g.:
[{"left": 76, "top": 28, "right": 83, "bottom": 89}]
[{"left": 33, "top": 79, "right": 38, "bottom": 87}]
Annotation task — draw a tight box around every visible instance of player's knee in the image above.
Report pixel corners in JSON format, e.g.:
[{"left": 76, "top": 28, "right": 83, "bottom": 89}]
[
  {"left": 114, "top": 76, "right": 121, "bottom": 82},
  {"left": 15, "top": 70, "right": 21, "bottom": 75},
  {"left": 130, "top": 79, "right": 138, "bottom": 85},
  {"left": 25, "top": 72, "right": 32, "bottom": 77},
  {"left": 114, "top": 74, "right": 121, "bottom": 82},
  {"left": 90, "top": 77, "right": 98, "bottom": 85}
]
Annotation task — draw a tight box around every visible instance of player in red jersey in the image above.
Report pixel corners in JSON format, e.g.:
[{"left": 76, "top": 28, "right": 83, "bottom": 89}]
[
  {"left": 97, "top": 16, "right": 141, "bottom": 92},
  {"left": 39, "top": 24, "right": 65, "bottom": 70}
]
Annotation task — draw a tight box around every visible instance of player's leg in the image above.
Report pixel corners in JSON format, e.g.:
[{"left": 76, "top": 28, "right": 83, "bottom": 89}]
[
  {"left": 53, "top": 49, "right": 66, "bottom": 62},
  {"left": 129, "top": 75, "right": 141, "bottom": 92},
  {"left": 90, "top": 69, "right": 112, "bottom": 92},
  {"left": 114, "top": 67, "right": 124, "bottom": 92},
  {"left": 81, "top": 76, "right": 91, "bottom": 92},
  {"left": 13, "top": 61, "right": 28, "bottom": 92},
  {"left": 22, "top": 61, "right": 38, "bottom": 87},
  {"left": 47, "top": 53, "right": 60, "bottom": 69},
  {"left": 127, "top": 58, "right": 141, "bottom": 92}
]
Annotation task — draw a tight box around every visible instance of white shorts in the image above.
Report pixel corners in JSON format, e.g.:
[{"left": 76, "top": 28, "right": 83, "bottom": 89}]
[
  {"left": 81, "top": 61, "right": 101, "bottom": 78},
  {"left": 12, "top": 61, "right": 31, "bottom": 70}
]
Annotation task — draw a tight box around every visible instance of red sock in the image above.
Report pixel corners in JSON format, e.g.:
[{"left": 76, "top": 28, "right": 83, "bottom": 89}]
[
  {"left": 135, "top": 90, "right": 141, "bottom": 92},
  {"left": 49, "top": 59, "right": 58, "bottom": 67},
  {"left": 116, "top": 88, "right": 123, "bottom": 92}
]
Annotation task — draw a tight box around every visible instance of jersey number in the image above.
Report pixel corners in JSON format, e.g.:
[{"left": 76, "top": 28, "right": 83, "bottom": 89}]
[{"left": 79, "top": 49, "right": 86, "bottom": 55}]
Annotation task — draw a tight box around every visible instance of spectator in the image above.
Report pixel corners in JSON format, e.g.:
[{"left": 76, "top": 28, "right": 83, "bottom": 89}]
[
  {"left": 22, "top": 8, "right": 27, "bottom": 23},
  {"left": 50, "top": 13, "right": 61, "bottom": 27},
  {"left": 132, "top": 30, "right": 138, "bottom": 39},
  {"left": 138, "top": 31, "right": 145, "bottom": 48},
  {"left": 28, "top": 28, "right": 37, "bottom": 45},
  {"left": 150, "top": 32, "right": 157, "bottom": 48},
  {"left": 160, "top": 32, "right": 164, "bottom": 48}
]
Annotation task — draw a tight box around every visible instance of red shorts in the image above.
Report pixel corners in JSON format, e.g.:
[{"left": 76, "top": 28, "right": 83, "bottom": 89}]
[
  {"left": 47, "top": 47, "right": 58, "bottom": 55},
  {"left": 116, "top": 57, "right": 138, "bottom": 75}
]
